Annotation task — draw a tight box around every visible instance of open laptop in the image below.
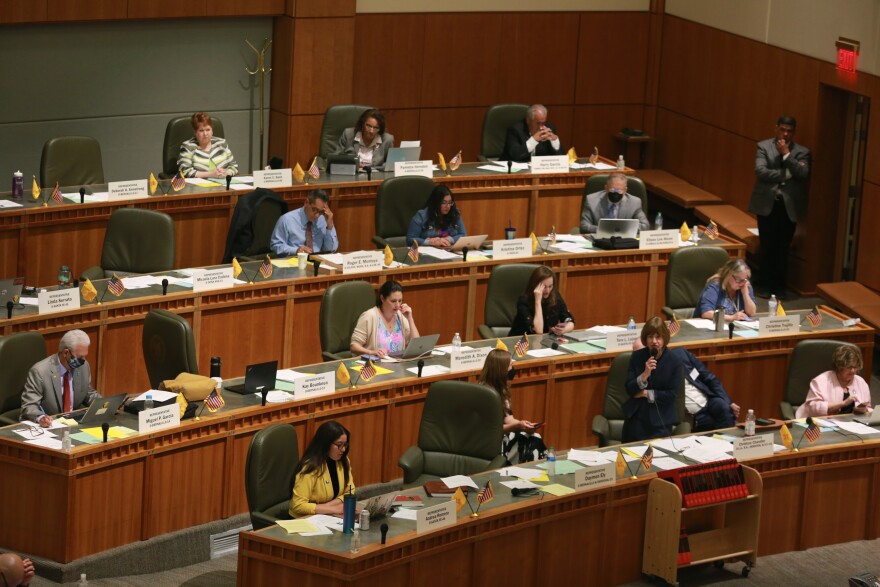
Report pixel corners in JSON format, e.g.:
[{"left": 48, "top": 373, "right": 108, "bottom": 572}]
[
  {"left": 360, "top": 490, "right": 401, "bottom": 520},
  {"left": 388, "top": 333, "right": 440, "bottom": 360},
  {"left": 382, "top": 146, "right": 422, "bottom": 172},
  {"left": 855, "top": 409, "right": 880, "bottom": 427},
  {"left": 567, "top": 328, "right": 609, "bottom": 342},
  {"left": 63, "top": 393, "right": 128, "bottom": 425},
  {"left": 451, "top": 234, "right": 487, "bottom": 252},
  {"left": 224, "top": 360, "right": 278, "bottom": 395},
  {"left": 0, "top": 277, "right": 24, "bottom": 307},
  {"left": 596, "top": 218, "right": 639, "bottom": 239}
]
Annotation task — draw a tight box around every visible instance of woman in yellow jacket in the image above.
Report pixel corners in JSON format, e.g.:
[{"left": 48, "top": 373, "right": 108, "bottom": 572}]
[{"left": 289, "top": 420, "right": 355, "bottom": 518}]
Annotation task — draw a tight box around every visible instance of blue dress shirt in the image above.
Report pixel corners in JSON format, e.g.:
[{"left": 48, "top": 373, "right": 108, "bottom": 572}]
[
  {"left": 693, "top": 280, "right": 756, "bottom": 318},
  {"left": 270, "top": 207, "right": 339, "bottom": 256}
]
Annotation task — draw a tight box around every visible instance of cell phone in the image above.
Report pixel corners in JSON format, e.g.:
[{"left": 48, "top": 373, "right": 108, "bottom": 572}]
[
  {"left": 755, "top": 417, "right": 774, "bottom": 426},
  {"left": 532, "top": 422, "right": 545, "bottom": 429}
]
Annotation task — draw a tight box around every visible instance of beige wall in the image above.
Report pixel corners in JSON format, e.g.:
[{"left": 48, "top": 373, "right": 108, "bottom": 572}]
[{"left": 356, "top": 0, "right": 649, "bottom": 13}]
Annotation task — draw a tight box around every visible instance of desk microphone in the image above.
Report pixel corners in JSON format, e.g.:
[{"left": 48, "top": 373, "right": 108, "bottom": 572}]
[
  {"left": 507, "top": 160, "right": 512, "bottom": 174},
  {"left": 728, "top": 322, "right": 735, "bottom": 340},
  {"left": 101, "top": 422, "right": 109, "bottom": 443},
  {"left": 417, "top": 359, "right": 425, "bottom": 377},
  {"left": 380, "top": 523, "right": 389, "bottom": 544},
  {"left": 462, "top": 246, "right": 468, "bottom": 262},
  {"left": 226, "top": 175, "right": 232, "bottom": 190},
  {"left": 365, "top": 166, "right": 372, "bottom": 181},
  {"left": 79, "top": 187, "right": 85, "bottom": 204},
  {"left": 6, "top": 300, "right": 13, "bottom": 319},
  {"left": 259, "top": 386, "right": 268, "bottom": 407},
  {"left": 511, "top": 487, "right": 537, "bottom": 497},
  {"left": 161, "top": 278, "right": 169, "bottom": 296},
  {"left": 312, "top": 259, "right": 320, "bottom": 277}
]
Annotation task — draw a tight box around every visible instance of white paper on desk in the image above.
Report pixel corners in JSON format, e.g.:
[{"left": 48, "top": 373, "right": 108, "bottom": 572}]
[
  {"left": 547, "top": 234, "right": 588, "bottom": 243},
  {"left": 552, "top": 242, "right": 593, "bottom": 253},
  {"left": 497, "top": 466, "right": 544, "bottom": 479},
  {"left": 307, "top": 514, "right": 344, "bottom": 531},
  {"left": 229, "top": 183, "right": 253, "bottom": 191},
  {"left": 131, "top": 390, "right": 178, "bottom": 402},
  {"left": 652, "top": 457, "right": 689, "bottom": 471},
  {"left": 21, "top": 419, "right": 67, "bottom": 431},
  {"left": 261, "top": 391, "right": 296, "bottom": 403},
  {"left": 418, "top": 246, "right": 458, "bottom": 260},
  {"left": 567, "top": 449, "right": 616, "bottom": 466},
  {"left": 651, "top": 436, "right": 699, "bottom": 454},
  {"left": 834, "top": 420, "right": 880, "bottom": 435},
  {"left": 392, "top": 508, "right": 418, "bottom": 520},
  {"left": 500, "top": 479, "right": 540, "bottom": 490},
  {"left": 695, "top": 436, "right": 733, "bottom": 453},
  {"left": 299, "top": 524, "right": 333, "bottom": 536},
  {"left": 733, "top": 319, "right": 759, "bottom": 330},
  {"left": 441, "top": 475, "right": 478, "bottom": 489},
  {"left": 734, "top": 329, "right": 759, "bottom": 339},
  {"left": 17, "top": 297, "right": 39, "bottom": 306},
  {"left": 24, "top": 435, "right": 63, "bottom": 450},
  {"left": 316, "top": 253, "right": 344, "bottom": 265},
  {"left": 0, "top": 199, "right": 23, "bottom": 208},
  {"left": 681, "top": 446, "right": 729, "bottom": 463},
  {"left": 526, "top": 348, "right": 564, "bottom": 358},
  {"left": 76, "top": 192, "right": 109, "bottom": 203},
  {"left": 623, "top": 444, "right": 652, "bottom": 457},
  {"left": 581, "top": 162, "right": 617, "bottom": 170},
  {"left": 683, "top": 319, "right": 715, "bottom": 330},
  {"left": 165, "top": 277, "right": 193, "bottom": 288},
  {"left": 123, "top": 275, "right": 166, "bottom": 287},
  {"left": 12, "top": 428, "right": 57, "bottom": 439},
  {"left": 406, "top": 365, "right": 450, "bottom": 377},
  {"left": 436, "top": 345, "right": 474, "bottom": 354},
  {"left": 589, "top": 325, "right": 627, "bottom": 334},
  {"left": 276, "top": 369, "right": 313, "bottom": 382}
]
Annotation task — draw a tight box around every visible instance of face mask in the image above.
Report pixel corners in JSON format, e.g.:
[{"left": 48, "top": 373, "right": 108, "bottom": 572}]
[
  {"left": 507, "top": 366, "right": 516, "bottom": 381},
  {"left": 67, "top": 353, "right": 85, "bottom": 371},
  {"left": 607, "top": 190, "right": 624, "bottom": 204}
]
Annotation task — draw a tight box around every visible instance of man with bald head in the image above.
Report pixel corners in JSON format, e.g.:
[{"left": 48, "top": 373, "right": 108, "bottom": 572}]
[
  {"left": 500, "top": 104, "right": 565, "bottom": 162},
  {"left": 0, "top": 552, "right": 34, "bottom": 586}
]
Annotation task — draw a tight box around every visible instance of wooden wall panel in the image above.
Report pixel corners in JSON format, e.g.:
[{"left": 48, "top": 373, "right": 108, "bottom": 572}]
[
  {"left": 802, "top": 466, "right": 872, "bottom": 548},
  {"left": 856, "top": 181, "right": 880, "bottom": 290},
  {"left": 127, "top": 0, "right": 206, "bottom": 19},
  {"left": 758, "top": 473, "right": 803, "bottom": 554},
  {"left": 0, "top": 231, "right": 19, "bottom": 281},
  {"left": 417, "top": 107, "right": 487, "bottom": 166},
  {"left": 27, "top": 221, "right": 107, "bottom": 287},
  {"left": 294, "top": 0, "right": 354, "bottom": 18},
  {"left": 314, "top": 405, "right": 386, "bottom": 486},
  {"left": 102, "top": 320, "right": 150, "bottom": 393},
  {"left": 547, "top": 373, "right": 604, "bottom": 449},
  {"left": 566, "top": 268, "right": 650, "bottom": 325},
  {"left": 291, "top": 17, "right": 355, "bottom": 115},
  {"left": 207, "top": 0, "right": 284, "bottom": 16},
  {"left": 571, "top": 104, "right": 645, "bottom": 163},
  {"left": 47, "top": 0, "right": 126, "bottom": 21},
  {"left": 385, "top": 398, "right": 424, "bottom": 481},
  {"left": 270, "top": 16, "right": 295, "bottom": 117},
  {"left": 288, "top": 115, "right": 323, "bottom": 168},
  {"left": 0, "top": 0, "right": 47, "bottom": 23},
  {"left": 173, "top": 210, "right": 231, "bottom": 269},
  {"left": 402, "top": 280, "right": 469, "bottom": 344},
  {"left": 353, "top": 14, "right": 425, "bottom": 109},
  {"left": 383, "top": 108, "right": 422, "bottom": 148},
  {"left": 199, "top": 301, "right": 286, "bottom": 377},
  {"left": 289, "top": 296, "right": 322, "bottom": 366},
  {"left": 576, "top": 12, "right": 650, "bottom": 105},
  {"left": 474, "top": 525, "right": 539, "bottom": 584}
]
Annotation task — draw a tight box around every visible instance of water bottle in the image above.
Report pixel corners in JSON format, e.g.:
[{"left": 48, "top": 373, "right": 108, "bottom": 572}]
[
  {"left": 768, "top": 295, "right": 778, "bottom": 317},
  {"left": 546, "top": 446, "right": 556, "bottom": 476},
  {"left": 144, "top": 393, "right": 154, "bottom": 411},
  {"left": 350, "top": 529, "right": 361, "bottom": 554},
  {"left": 654, "top": 211, "right": 663, "bottom": 231},
  {"left": 58, "top": 265, "right": 72, "bottom": 288},
  {"left": 744, "top": 409, "right": 756, "bottom": 436},
  {"left": 627, "top": 316, "right": 637, "bottom": 330},
  {"left": 77, "top": 574, "right": 88, "bottom": 586},
  {"left": 452, "top": 332, "right": 461, "bottom": 353},
  {"left": 616, "top": 155, "right": 625, "bottom": 170},
  {"left": 12, "top": 170, "right": 23, "bottom": 198},
  {"left": 61, "top": 427, "right": 72, "bottom": 451},
  {"left": 210, "top": 356, "right": 223, "bottom": 388}
]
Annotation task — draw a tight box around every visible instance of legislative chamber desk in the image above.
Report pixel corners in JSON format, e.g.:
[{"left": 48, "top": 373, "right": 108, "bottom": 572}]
[
  {"left": 0, "top": 160, "right": 631, "bottom": 287},
  {"left": 0, "top": 309, "right": 872, "bottom": 563},
  {"left": 0, "top": 235, "right": 744, "bottom": 395},
  {"left": 236, "top": 421, "right": 880, "bottom": 587}
]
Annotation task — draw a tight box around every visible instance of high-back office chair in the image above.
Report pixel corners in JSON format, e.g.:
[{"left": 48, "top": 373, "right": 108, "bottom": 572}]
[
  {"left": 142, "top": 309, "right": 199, "bottom": 388},
  {"left": 40, "top": 136, "right": 105, "bottom": 188},
  {"left": 662, "top": 246, "right": 730, "bottom": 320},
  {"left": 371, "top": 176, "right": 434, "bottom": 248},
  {"left": 222, "top": 188, "right": 288, "bottom": 263},
  {"left": 780, "top": 339, "right": 858, "bottom": 419},
  {"left": 161, "top": 115, "right": 225, "bottom": 178},
  {"left": 0, "top": 332, "right": 46, "bottom": 425},
  {"left": 478, "top": 263, "right": 540, "bottom": 339},
  {"left": 80, "top": 208, "right": 176, "bottom": 281},
  {"left": 316, "top": 104, "right": 373, "bottom": 168},
  {"left": 245, "top": 423, "right": 299, "bottom": 530},
  {"left": 478, "top": 104, "right": 529, "bottom": 162},
  {"left": 582, "top": 174, "right": 649, "bottom": 215},
  {"left": 398, "top": 381, "right": 507, "bottom": 487},
  {"left": 319, "top": 281, "right": 376, "bottom": 361}
]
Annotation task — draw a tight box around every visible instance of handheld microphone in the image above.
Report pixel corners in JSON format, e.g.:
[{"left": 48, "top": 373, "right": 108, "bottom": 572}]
[
  {"left": 380, "top": 523, "right": 389, "bottom": 544},
  {"left": 226, "top": 174, "right": 232, "bottom": 190},
  {"left": 161, "top": 278, "right": 169, "bottom": 296},
  {"left": 6, "top": 300, "right": 13, "bottom": 319},
  {"left": 79, "top": 187, "right": 85, "bottom": 204},
  {"left": 312, "top": 259, "right": 320, "bottom": 277},
  {"left": 649, "top": 347, "right": 658, "bottom": 359},
  {"left": 417, "top": 359, "right": 424, "bottom": 377},
  {"left": 462, "top": 246, "right": 468, "bottom": 262},
  {"left": 365, "top": 166, "right": 372, "bottom": 181},
  {"left": 728, "top": 322, "right": 735, "bottom": 340},
  {"left": 507, "top": 160, "right": 512, "bottom": 174},
  {"left": 102, "top": 422, "right": 109, "bottom": 443}
]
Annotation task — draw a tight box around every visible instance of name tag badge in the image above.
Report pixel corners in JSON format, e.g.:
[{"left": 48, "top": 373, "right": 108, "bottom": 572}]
[{"left": 689, "top": 367, "right": 699, "bottom": 381}]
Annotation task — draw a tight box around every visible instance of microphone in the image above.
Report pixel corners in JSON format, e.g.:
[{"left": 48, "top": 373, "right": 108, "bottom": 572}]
[
  {"left": 79, "top": 187, "right": 85, "bottom": 204},
  {"left": 380, "top": 523, "right": 389, "bottom": 544},
  {"left": 161, "top": 278, "right": 169, "bottom": 296},
  {"left": 417, "top": 359, "right": 424, "bottom": 377},
  {"left": 6, "top": 300, "right": 13, "bottom": 319},
  {"left": 649, "top": 347, "right": 658, "bottom": 359},
  {"left": 462, "top": 246, "right": 468, "bottom": 262},
  {"left": 511, "top": 487, "right": 537, "bottom": 497},
  {"left": 72, "top": 279, "right": 79, "bottom": 289},
  {"left": 551, "top": 342, "right": 558, "bottom": 350},
  {"left": 226, "top": 174, "right": 232, "bottom": 190},
  {"left": 365, "top": 166, "right": 372, "bottom": 181},
  {"left": 507, "top": 160, "right": 512, "bottom": 174},
  {"left": 312, "top": 259, "right": 320, "bottom": 277},
  {"left": 260, "top": 386, "right": 269, "bottom": 407},
  {"left": 102, "top": 422, "right": 109, "bottom": 443},
  {"left": 728, "top": 322, "right": 735, "bottom": 340}
]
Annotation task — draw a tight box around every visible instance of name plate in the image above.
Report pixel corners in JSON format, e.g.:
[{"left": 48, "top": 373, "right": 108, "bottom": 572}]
[
  {"left": 38, "top": 289, "right": 81, "bottom": 314},
  {"left": 192, "top": 267, "right": 234, "bottom": 292},
  {"left": 253, "top": 168, "right": 293, "bottom": 188},
  {"left": 138, "top": 403, "right": 180, "bottom": 433},
  {"left": 492, "top": 238, "right": 531, "bottom": 260},
  {"left": 639, "top": 229, "right": 678, "bottom": 249},
  {"left": 574, "top": 462, "right": 616, "bottom": 491},
  {"left": 758, "top": 315, "right": 799, "bottom": 337},
  {"left": 530, "top": 155, "right": 569, "bottom": 174},
  {"left": 733, "top": 433, "right": 773, "bottom": 460},
  {"left": 449, "top": 347, "right": 492, "bottom": 373},
  {"left": 343, "top": 250, "right": 383, "bottom": 274},
  {"left": 394, "top": 160, "right": 433, "bottom": 178},
  {"left": 291, "top": 371, "right": 335, "bottom": 398},
  {"left": 607, "top": 330, "right": 640, "bottom": 351},
  {"left": 416, "top": 500, "right": 456, "bottom": 534},
  {"left": 108, "top": 179, "right": 149, "bottom": 200}
]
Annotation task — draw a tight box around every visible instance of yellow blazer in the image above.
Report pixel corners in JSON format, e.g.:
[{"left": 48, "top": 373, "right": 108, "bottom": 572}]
[{"left": 289, "top": 458, "right": 355, "bottom": 518}]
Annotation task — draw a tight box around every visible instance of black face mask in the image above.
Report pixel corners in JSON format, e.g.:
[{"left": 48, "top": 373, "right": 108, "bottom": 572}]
[
  {"left": 67, "top": 353, "right": 85, "bottom": 371},
  {"left": 607, "top": 190, "right": 624, "bottom": 204},
  {"left": 507, "top": 366, "right": 516, "bottom": 381}
]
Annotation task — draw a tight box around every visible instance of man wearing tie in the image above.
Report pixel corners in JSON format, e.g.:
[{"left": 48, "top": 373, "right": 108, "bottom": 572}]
[
  {"left": 500, "top": 104, "right": 565, "bottom": 162},
  {"left": 270, "top": 189, "right": 339, "bottom": 256},
  {"left": 20, "top": 329, "right": 97, "bottom": 427},
  {"left": 748, "top": 116, "right": 811, "bottom": 299},
  {"left": 579, "top": 173, "right": 650, "bottom": 234}
]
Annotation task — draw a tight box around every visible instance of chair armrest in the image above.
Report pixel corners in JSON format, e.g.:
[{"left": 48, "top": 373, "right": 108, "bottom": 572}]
[
  {"left": 371, "top": 236, "right": 387, "bottom": 248},
  {"left": 322, "top": 350, "right": 353, "bottom": 362},
  {"left": 80, "top": 266, "right": 104, "bottom": 282},
  {"left": 672, "top": 421, "right": 691, "bottom": 436},
  {"left": 487, "top": 455, "right": 508, "bottom": 471},
  {"left": 661, "top": 306, "right": 676, "bottom": 320},
  {"left": 591, "top": 414, "right": 610, "bottom": 447},
  {"left": 250, "top": 511, "right": 284, "bottom": 531},
  {"left": 477, "top": 325, "right": 496, "bottom": 340},
  {"left": 779, "top": 401, "right": 795, "bottom": 420},
  {"left": 398, "top": 445, "right": 424, "bottom": 485}
]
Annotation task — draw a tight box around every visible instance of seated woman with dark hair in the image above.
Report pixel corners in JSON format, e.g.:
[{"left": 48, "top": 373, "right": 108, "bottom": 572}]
[
  {"left": 177, "top": 112, "right": 238, "bottom": 179},
  {"left": 334, "top": 108, "right": 395, "bottom": 169},
  {"left": 289, "top": 420, "right": 355, "bottom": 518},
  {"left": 349, "top": 280, "right": 420, "bottom": 358},
  {"left": 508, "top": 266, "right": 575, "bottom": 336},
  {"left": 694, "top": 258, "right": 757, "bottom": 321},
  {"left": 406, "top": 185, "right": 467, "bottom": 248}
]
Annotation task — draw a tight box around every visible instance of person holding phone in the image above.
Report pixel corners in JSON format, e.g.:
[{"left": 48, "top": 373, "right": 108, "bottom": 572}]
[
  {"left": 796, "top": 345, "right": 873, "bottom": 418},
  {"left": 509, "top": 266, "right": 575, "bottom": 336},
  {"left": 270, "top": 188, "right": 338, "bottom": 255},
  {"left": 289, "top": 420, "right": 355, "bottom": 518},
  {"left": 350, "top": 280, "right": 420, "bottom": 359}
]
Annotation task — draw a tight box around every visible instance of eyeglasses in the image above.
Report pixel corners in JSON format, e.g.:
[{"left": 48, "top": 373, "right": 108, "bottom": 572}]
[
  {"left": 306, "top": 203, "right": 325, "bottom": 215},
  {"left": 23, "top": 426, "right": 44, "bottom": 438},
  {"left": 440, "top": 199, "right": 454, "bottom": 207},
  {"left": 332, "top": 441, "right": 349, "bottom": 450},
  {"left": 733, "top": 276, "right": 750, "bottom": 285},
  {"left": 364, "top": 123, "right": 380, "bottom": 131}
]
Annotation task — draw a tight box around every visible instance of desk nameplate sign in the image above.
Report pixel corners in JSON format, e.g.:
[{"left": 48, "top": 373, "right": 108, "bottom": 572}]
[
  {"left": 758, "top": 315, "right": 799, "bottom": 337},
  {"left": 574, "top": 462, "right": 616, "bottom": 491},
  {"left": 449, "top": 348, "right": 492, "bottom": 373},
  {"left": 639, "top": 230, "right": 678, "bottom": 249},
  {"left": 492, "top": 238, "right": 531, "bottom": 260},
  {"left": 343, "top": 250, "right": 383, "bottom": 274},
  {"left": 38, "top": 289, "right": 81, "bottom": 315},
  {"left": 192, "top": 268, "right": 234, "bottom": 292},
  {"left": 733, "top": 433, "right": 773, "bottom": 460},
  {"left": 416, "top": 500, "right": 456, "bottom": 534},
  {"left": 108, "top": 180, "right": 149, "bottom": 200},
  {"left": 394, "top": 161, "right": 433, "bottom": 178},
  {"left": 607, "top": 330, "right": 640, "bottom": 351},
  {"left": 253, "top": 169, "right": 293, "bottom": 188},
  {"left": 530, "top": 155, "right": 569, "bottom": 174},
  {"left": 291, "top": 371, "right": 335, "bottom": 398},
  {"left": 139, "top": 403, "right": 180, "bottom": 433}
]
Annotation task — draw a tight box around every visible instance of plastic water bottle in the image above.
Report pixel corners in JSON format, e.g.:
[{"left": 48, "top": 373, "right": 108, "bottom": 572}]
[
  {"left": 617, "top": 155, "right": 625, "bottom": 170},
  {"left": 61, "top": 427, "right": 72, "bottom": 451},
  {"left": 58, "top": 265, "right": 72, "bottom": 288},
  {"left": 627, "top": 316, "right": 637, "bottom": 330},
  {"left": 546, "top": 446, "right": 556, "bottom": 476},
  {"left": 77, "top": 574, "right": 88, "bottom": 586},
  {"left": 452, "top": 332, "right": 461, "bottom": 353},
  {"left": 144, "top": 393, "right": 154, "bottom": 411},
  {"left": 768, "top": 295, "right": 778, "bottom": 317},
  {"left": 744, "top": 409, "right": 756, "bottom": 436},
  {"left": 350, "top": 529, "right": 360, "bottom": 554},
  {"left": 654, "top": 212, "right": 663, "bottom": 230}
]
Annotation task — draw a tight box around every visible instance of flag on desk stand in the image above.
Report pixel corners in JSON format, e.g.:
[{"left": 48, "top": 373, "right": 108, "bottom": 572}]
[
  {"left": 804, "top": 419, "right": 822, "bottom": 443},
  {"left": 259, "top": 254, "right": 273, "bottom": 279},
  {"left": 407, "top": 240, "right": 419, "bottom": 263},
  {"left": 81, "top": 279, "right": 98, "bottom": 303},
  {"left": 383, "top": 244, "right": 394, "bottom": 267},
  {"left": 176, "top": 393, "right": 189, "bottom": 418},
  {"left": 360, "top": 358, "right": 377, "bottom": 382},
  {"left": 293, "top": 163, "right": 305, "bottom": 184},
  {"left": 448, "top": 150, "right": 462, "bottom": 171},
  {"left": 452, "top": 487, "right": 468, "bottom": 514},
  {"left": 514, "top": 334, "right": 529, "bottom": 358},
  {"left": 336, "top": 361, "right": 351, "bottom": 386},
  {"left": 530, "top": 232, "right": 539, "bottom": 255},
  {"left": 567, "top": 147, "right": 578, "bottom": 165},
  {"left": 31, "top": 176, "right": 41, "bottom": 200},
  {"left": 308, "top": 157, "right": 320, "bottom": 181},
  {"left": 666, "top": 314, "right": 681, "bottom": 337},
  {"left": 232, "top": 258, "right": 244, "bottom": 280},
  {"left": 704, "top": 219, "right": 719, "bottom": 240},
  {"left": 171, "top": 168, "right": 186, "bottom": 192},
  {"left": 204, "top": 388, "right": 225, "bottom": 412},
  {"left": 50, "top": 182, "right": 63, "bottom": 204},
  {"left": 495, "top": 338, "right": 508, "bottom": 352},
  {"left": 107, "top": 274, "right": 126, "bottom": 296},
  {"left": 476, "top": 480, "right": 494, "bottom": 506},
  {"left": 679, "top": 222, "right": 692, "bottom": 243},
  {"left": 807, "top": 306, "right": 822, "bottom": 327},
  {"left": 438, "top": 152, "right": 448, "bottom": 176},
  {"left": 779, "top": 422, "right": 793, "bottom": 449},
  {"left": 549, "top": 225, "right": 557, "bottom": 246},
  {"left": 776, "top": 301, "right": 786, "bottom": 317},
  {"left": 589, "top": 147, "right": 599, "bottom": 166},
  {"left": 149, "top": 172, "right": 159, "bottom": 196},
  {"left": 640, "top": 445, "right": 654, "bottom": 472},
  {"left": 615, "top": 449, "right": 627, "bottom": 477}
]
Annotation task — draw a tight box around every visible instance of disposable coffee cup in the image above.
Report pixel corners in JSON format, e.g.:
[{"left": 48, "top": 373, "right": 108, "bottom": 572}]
[
  {"left": 504, "top": 227, "right": 516, "bottom": 240},
  {"left": 297, "top": 252, "right": 308, "bottom": 273}
]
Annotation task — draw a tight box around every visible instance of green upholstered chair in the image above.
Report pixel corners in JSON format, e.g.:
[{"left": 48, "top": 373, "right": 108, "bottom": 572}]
[
  {"left": 142, "top": 309, "right": 199, "bottom": 388},
  {"left": 222, "top": 188, "right": 288, "bottom": 263},
  {"left": 371, "top": 176, "right": 434, "bottom": 248},
  {"left": 317, "top": 104, "right": 373, "bottom": 168},
  {"left": 161, "top": 115, "right": 225, "bottom": 178},
  {"left": 398, "top": 380, "right": 507, "bottom": 487},
  {"left": 477, "top": 263, "right": 540, "bottom": 339},
  {"left": 80, "top": 208, "right": 176, "bottom": 281},
  {"left": 319, "top": 280, "right": 376, "bottom": 361},
  {"left": 661, "top": 246, "right": 730, "bottom": 320},
  {"left": 582, "top": 173, "right": 649, "bottom": 215},
  {"left": 780, "top": 340, "right": 858, "bottom": 420},
  {"left": 40, "top": 136, "right": 105, "bottom": 188},
  {"left": 245, "top": 423, "right": 299, "bottom": 530},
  {"left": 0, "top": 332, "right": 46, "bottom": 425},
  {"left": 478, "top": 103, "right": 529, "bottom": 162}
]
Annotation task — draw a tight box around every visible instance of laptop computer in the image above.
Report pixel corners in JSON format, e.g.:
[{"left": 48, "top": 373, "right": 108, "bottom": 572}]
[
  {"left": 64, "top": 393, "right": 128, "bottom": 425},
  {"left": 359, "top": 490, "right": 401, "bottom": 520},
  {"left": 224, "top": 360, "right": 278, "bottom": 395},
  {"left": 0, "top": 277, "right": 24, "bottom": 307},
  {"left": 388, "top": 334, "right": 440, "bottom": 360},
  {"left": 596, "top": 218, "right": 639, "bottom": 239},
  {"left": 567, "top": 328, "right": 609, "bottom": 342},
  {"left": 382, "top": 146, "right": 422, "bottom": 172},
  {"left": 854, "top": 409, "right": 880, "bottom": 426},
  {"left": 451, "top": 234, "right": 487, "bottom": 252}
]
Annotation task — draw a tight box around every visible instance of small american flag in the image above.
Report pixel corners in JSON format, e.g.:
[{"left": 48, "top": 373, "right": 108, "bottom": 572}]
[
  {"left": 361, "top": 358, "right": 377, "bottom": 381},
  {"left": 308, "top": 157, "right": 320, "bottom": 180},
  {"left": 640, "top": 445, "right": 654, "bottom": 471},
  {"left": 50, "top": 182, "right": 63, "bottom": 204},
  {"left": 204, "top": 389, "right": 225, "bottom": 412},
  {"left": 407, "top": 241, "right": 419, "bottom": 263},
  {"left": 514, "top": 334, "right": 529, "bottom": 358},
  {"left": 477, "top": 480, "right": 494, "bottom": 505},
  {"left": 171, "top": 169, "right": 186, "bottom": 191},
  {"left": 259, "top": 254, "right": 273, "bottom": 278},
  {"left": 549, "top": 225, "right": 557, "bottom": 245},
  {"left": 448, "top": 150, "right": 462, "bottom": 171},
  {"left": 704, "top": 219, "right": 719, "bottom": 239},
  {"left": 666, "top": 314, "right": 680, "bottom": 337},
  {"left": 804, "top": 421, "right": 821, "bottom": 443},
  {"left": 107, "top": 274, "right": 125, "bottom": 296},
  {"left": 807, "top": 306, "right": 822, "bottom": 327}
]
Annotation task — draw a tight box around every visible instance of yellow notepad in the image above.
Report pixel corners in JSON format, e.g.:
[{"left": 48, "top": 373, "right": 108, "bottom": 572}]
[
  {"left": 276, "top": 519, "right": 319, "bottom": 534},
  {"left": 539, "top": 484, "right": 575, "bottom": 496}
]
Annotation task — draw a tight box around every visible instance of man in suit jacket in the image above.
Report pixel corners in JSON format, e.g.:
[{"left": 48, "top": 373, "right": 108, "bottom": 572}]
[
  {"left": 580, "top": 172, "right": 651, "bottom": 234},
  {"left": 500, "top": 104, "right": 564, "bottom": 162},
  {"left": 681, "top": 349, "right": 740, "bottom": 432},
  {"left": 20, "top": 329, "right": 97, "bottom": 426},
  {"left": 747, "top": 116, "right": 811, "bottom": 299}
]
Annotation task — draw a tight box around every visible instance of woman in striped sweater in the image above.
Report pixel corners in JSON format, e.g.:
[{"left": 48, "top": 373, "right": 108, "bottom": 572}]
[{"left": 177, "top": 112, "right": 238, "bottom": 179}]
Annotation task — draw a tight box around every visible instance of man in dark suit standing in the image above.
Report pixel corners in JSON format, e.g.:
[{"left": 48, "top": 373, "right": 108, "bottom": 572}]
[
  {"left": 748, "top": 116, "right": 811, "bottom": 299},
  {"left": 500, "top": 104, "right": 565, "bottom": 162}
]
